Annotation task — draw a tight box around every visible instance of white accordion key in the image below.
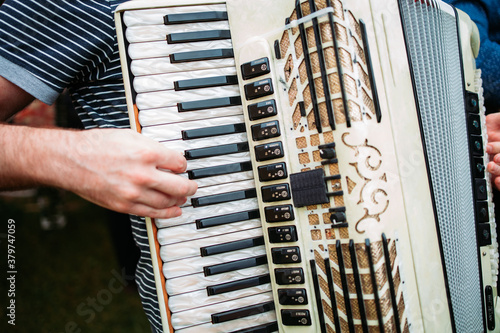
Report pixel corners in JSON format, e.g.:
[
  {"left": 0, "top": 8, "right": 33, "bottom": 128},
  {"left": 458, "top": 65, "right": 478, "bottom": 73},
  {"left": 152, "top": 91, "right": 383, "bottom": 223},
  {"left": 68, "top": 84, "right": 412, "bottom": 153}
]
[
  {"left": 155, "top": 198, "right": 258, "bottom": 228},
  {"left": 133, "top": 67, "right": 236, "bottom": 93},
  {"left": 166, "top": 265, "right": 270, "bottom": 296},
  {"left": 175, "top": 311, "right": 276, "bottom": 333},
  {"left": 139, "top": 105, "right": 243, "bottom": 126},
  {"left": 162, "top": 246, "right": 267, "bottom": 278},
  {"left": 158, "top": 227, "right": 264, "bottom": 260},
  {"left": 126, "top": 21, "right": 230, "bottom": 43},
  {"left": 169, "top": 292, "right": 274, "bottom": 330},
  {"left": 141, "top": 114, "right": 244, "bottom": 141},
  {"left": 122, "top": 4, "right": 227, "bottom": 27},
  {"left": 157, "top": 218, "right": 261, "bottom": 245},
  {"left": 168, "top": 283, "right": 272, "bottom": 313},
  {"left": 128, "top": 39, "right": 233, "bottom": 60},
  {"left": 130, "top": 57, "right": 236, "bottom": 76}
]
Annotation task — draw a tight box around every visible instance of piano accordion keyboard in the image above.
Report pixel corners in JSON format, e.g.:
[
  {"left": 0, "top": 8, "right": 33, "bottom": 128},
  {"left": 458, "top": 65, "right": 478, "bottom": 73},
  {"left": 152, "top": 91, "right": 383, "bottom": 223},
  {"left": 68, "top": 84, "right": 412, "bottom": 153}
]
[{"left": 121, "top": 2, "right": 278, "bottom": 332}]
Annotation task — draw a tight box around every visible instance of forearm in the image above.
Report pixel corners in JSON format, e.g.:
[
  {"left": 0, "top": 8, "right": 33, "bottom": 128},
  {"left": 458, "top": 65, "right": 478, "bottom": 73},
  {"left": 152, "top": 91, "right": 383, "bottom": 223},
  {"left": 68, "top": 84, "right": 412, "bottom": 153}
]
[
  {"left": 0, "top": 123, "right": 198, "bottom": 218},
  {"left": 0, "top": 123, "right": 79, "bottom": 190}
]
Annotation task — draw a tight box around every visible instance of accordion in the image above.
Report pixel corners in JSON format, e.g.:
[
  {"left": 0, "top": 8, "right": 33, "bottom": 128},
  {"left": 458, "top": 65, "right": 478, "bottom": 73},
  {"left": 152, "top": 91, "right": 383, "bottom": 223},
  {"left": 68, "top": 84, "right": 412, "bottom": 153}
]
[{"left": 115, "top": 0, "right": 499, "bottom": 332}]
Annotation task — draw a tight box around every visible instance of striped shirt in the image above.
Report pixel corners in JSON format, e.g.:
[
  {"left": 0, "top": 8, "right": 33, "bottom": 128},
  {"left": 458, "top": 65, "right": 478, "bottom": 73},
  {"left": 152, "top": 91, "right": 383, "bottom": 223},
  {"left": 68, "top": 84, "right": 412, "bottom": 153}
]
[{"left": 0, "top": 0, "right": 162, "bottom": 331}]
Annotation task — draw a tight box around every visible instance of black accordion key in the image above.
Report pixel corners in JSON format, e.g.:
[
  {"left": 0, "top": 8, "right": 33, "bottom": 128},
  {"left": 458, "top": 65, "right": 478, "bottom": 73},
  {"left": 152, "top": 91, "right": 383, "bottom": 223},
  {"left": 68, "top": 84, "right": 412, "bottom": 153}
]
[
  {"left": 200, "top": 236, "right": 265, "bottom": 257},
  {"left": 170, "top": 48, "right": 234, "bottom": 64},
  {"left": 178, "top": 95, "right": 241, "bottom": 112},
  {"left": 182, "top": 123, "right": 246, "bottom": 140},
  {"left": 164, "top": 11, "right": 228, "bottom": 25},
  {"left": 188, "top": 161, "right": 252, "bottom": 180},
  {"left": 204, "top": 255, "right": 268, "bottom": 276},
  {"left": 192, "top": 188, "right": 257, "bottom": 207},
  {"left": 212, "top": 301, "right": 275, "bottom": 324},
  {"left": 196, "top": 209, "right": 260, "bottom": 229},
  {"left": 167, "top": 29, "right": 231, "bottom": 44},
  {"left": 185, "top": 142, "right": 249, "bottom": 160},
  {"left": 231, "top": 322, "right": 279, "bottom": 333},
  {"left": 207, "top": 274, "right": 270, "bottom": 296},
  {"left": 174, "top": 75, "right": 238, "bottom": 91}
]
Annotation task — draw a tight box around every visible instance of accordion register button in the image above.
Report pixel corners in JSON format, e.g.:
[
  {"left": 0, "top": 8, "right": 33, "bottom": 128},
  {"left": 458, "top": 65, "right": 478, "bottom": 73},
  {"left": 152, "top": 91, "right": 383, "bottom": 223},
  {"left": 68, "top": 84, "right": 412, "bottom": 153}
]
[
  {"left": 244, "top": 78, "right": 274, "bottom": 100},
  {"left": 265, "top": 205, "right": 294, "bottom": 222},
  {"left": 251, "top": 120, "right": 280, "bottom": 141},
  {"left": 278, "top": 288, "right": 308, "bottom": 305},
  {"left": 261, "top": 183, "right": 291, "bottom": 202},
  {"left": 281, "top": 309, "right": 312, "bottom": 326},
  {"left": 254, "top": 141, "right": 284, "bottom": 161},
  {"left": 248, "top": 99, "right": 277, "bottom": 120},
  {"left": 241, "top": 57, "right": 270, "bottom": 80},
  {"left": 268, "top": 225, "right": 298, "bottom": 243},
  {"left": 271, "top": 246, "right": 301, "bottom": 264},
  {"left": 258, "top": 162, "right": 287, "bottom": 181},
  {"left": 274, "top": 268, "right": 304, "bottom": 285},
  {"left": 465, "top": 92, "right": 480, "bottom": 113}
]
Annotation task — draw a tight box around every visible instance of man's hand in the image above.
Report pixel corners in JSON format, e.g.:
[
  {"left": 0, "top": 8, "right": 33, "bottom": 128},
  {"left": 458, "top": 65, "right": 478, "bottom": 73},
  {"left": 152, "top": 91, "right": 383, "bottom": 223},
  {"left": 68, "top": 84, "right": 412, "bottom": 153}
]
[
  {"left": 0, "top": 125, "right": 197, "bottom": 218},
  {"left": 486, "top": 112, "right": 500, "bottom": 190}
]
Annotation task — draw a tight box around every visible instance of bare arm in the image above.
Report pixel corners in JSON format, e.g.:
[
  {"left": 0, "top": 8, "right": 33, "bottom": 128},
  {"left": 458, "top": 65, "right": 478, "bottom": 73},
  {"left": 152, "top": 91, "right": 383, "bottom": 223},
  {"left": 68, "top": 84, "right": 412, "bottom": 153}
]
[{"left": 0, "top": 76, "right": 197, "bottom": 218}]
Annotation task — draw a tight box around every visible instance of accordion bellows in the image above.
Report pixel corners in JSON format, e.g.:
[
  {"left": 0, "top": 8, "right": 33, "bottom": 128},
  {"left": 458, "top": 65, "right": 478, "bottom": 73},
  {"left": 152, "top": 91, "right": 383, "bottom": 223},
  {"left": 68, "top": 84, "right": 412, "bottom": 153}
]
[{"left": 115, "top": 0, "right": 499, "bottom": 332}]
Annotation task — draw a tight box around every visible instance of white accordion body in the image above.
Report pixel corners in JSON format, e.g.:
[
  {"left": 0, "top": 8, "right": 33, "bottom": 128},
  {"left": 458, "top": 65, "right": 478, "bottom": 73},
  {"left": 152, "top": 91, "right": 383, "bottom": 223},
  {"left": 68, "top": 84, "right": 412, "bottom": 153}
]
[{"left": 115, "top": 0, "right": 500, "bottom": 332}]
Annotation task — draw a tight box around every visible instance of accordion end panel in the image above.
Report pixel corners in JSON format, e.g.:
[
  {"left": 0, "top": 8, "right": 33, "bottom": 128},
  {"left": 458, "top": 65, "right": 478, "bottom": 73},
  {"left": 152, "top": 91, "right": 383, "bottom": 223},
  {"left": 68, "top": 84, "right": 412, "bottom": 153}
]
[{"left": 115, "top": 0, "right": 499, "bottom": 332}]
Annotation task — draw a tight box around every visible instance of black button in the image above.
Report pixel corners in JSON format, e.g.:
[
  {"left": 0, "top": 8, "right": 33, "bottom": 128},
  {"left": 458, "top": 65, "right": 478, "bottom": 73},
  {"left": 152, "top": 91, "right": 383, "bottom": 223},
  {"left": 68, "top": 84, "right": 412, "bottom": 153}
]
[
  {"left": 248, "top": 99, "right": 277, "bottom": 120},
  {"left": 278, "top": 288, "right": 308, "bottom": 305},
  {"left": 274, "top": 268, "right": 304, "bottom": 285},
  {"left": 241, "top": 57, "right": 270, "bottom": 80},
  {"left": 476, "top": 201, "right": 489, "bottom": 223},
  {"left": 281, "top": 309, "right": 311, "bottom": 326},
  {"left": 251, "top": 120, "right": 280, "bottom": 141},
  {"left": 244, "top": 78, "right": 274, "bottom": 100},
  {"left": 261, "top": 183, "right": 291, "bottom": 202},
  {"left": 254, "top": 141, "right": 284, "bottom": 161},
  {"left": 474, "top": 158, "right": 485, "bottom": 178},
  {"left": 468, "top": 114, "right": 482, "bottom": 135},
  {"left": 258, "top": 162, "right": 287, "bottom": 181},
  {"left": 470, "top": 135, "right": 483, "bottom": 156},
  {"left": 271, "top": 247, "right": 301, "bottom": 264},
  {"left": 478, "top": 223, "right": 492, "bottom": 246},
  {"left": 268, "top": 225, "right": 298, "bottom": 243},
  {"left": 475, "top": 179, "right": 487, "bottom": 201},
  {"left": 264, "top": 205, "right": 294, "bottom": 222}
]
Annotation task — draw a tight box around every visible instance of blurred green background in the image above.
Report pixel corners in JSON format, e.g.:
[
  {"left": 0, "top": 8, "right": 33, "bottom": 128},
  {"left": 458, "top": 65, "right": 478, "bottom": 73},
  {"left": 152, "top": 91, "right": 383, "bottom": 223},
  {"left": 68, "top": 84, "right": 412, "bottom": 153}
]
[{"left": 0, "top": 190, "right": 151, "bottom": 333}]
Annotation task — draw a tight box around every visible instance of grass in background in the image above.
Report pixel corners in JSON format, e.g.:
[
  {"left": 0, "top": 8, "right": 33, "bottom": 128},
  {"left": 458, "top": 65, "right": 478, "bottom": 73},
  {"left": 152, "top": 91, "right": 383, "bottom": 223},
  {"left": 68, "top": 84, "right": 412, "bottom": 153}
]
[{"left": 0, "top": 190, "right": 151, "bottom": 333}]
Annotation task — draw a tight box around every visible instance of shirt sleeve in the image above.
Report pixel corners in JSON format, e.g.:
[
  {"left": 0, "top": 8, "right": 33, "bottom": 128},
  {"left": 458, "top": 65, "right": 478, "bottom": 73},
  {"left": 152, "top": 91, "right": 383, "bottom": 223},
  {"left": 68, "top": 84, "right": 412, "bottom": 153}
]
[{"left": 0, "top": 0, "right": 117, "bottom": 105}]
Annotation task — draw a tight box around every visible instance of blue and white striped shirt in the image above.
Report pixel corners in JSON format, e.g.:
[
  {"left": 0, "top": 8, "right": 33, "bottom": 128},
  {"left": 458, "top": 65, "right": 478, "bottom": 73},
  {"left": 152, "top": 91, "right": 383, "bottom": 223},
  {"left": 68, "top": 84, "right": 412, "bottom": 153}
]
[{"left": 0, "top": 0, "right": 162, "bottom": 331}]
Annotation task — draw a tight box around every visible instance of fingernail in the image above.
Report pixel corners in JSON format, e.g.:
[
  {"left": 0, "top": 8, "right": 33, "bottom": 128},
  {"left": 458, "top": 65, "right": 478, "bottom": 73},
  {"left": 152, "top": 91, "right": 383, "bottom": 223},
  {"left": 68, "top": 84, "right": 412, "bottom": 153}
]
[{"left": 495, "top": 155, "right": 500, "bottom": 164}]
